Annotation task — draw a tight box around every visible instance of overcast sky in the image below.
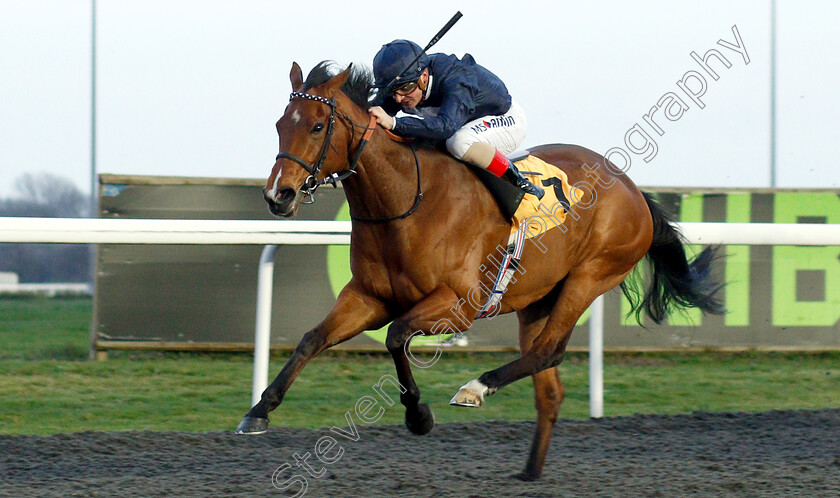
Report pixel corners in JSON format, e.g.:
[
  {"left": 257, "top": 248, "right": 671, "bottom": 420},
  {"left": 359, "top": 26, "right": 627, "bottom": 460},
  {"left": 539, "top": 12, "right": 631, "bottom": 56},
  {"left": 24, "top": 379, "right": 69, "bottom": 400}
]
[{"left": 1, "top": 0, "right": 838, "bottom": 199}]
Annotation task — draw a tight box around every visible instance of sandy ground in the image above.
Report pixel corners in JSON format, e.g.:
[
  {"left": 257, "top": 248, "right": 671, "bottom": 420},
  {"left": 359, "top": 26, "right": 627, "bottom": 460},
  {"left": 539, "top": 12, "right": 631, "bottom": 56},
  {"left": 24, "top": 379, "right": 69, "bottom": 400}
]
[{"left": 2, "top": 408, "right": 839, "bottom": 497}]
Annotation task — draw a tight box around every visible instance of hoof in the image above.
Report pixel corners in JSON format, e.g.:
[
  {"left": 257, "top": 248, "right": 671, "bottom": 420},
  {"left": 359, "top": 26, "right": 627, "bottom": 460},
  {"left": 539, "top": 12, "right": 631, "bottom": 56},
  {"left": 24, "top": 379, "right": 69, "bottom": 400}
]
[
  {"left": 405, "top": 403, "right": 435, "bottom": 435},
  {"left": 449, "top": 379, "right": 488, "bottom": 408},
  {"left": 235, "top": 416, "right": 269, "bottom": 435},
  {"left": 513, "top": 470, "right": 541, "bottom": 481}
]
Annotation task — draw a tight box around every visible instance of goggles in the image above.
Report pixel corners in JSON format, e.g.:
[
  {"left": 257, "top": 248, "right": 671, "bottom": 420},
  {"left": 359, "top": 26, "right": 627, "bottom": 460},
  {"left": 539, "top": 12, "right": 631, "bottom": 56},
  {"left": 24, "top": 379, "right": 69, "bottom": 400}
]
[{"left": 391, "top": 79, "right": 420, "bottom": 96}]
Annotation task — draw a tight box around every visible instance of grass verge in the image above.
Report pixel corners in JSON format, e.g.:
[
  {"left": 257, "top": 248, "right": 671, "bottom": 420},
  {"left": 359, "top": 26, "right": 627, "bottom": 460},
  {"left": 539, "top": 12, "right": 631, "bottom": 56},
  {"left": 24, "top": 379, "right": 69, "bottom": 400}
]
[
  {"left": 0, "top": 350, "right": 837, "bottom": 435},
  {"left": 0, "top": 296, "right": 837, "bottom": 435}
]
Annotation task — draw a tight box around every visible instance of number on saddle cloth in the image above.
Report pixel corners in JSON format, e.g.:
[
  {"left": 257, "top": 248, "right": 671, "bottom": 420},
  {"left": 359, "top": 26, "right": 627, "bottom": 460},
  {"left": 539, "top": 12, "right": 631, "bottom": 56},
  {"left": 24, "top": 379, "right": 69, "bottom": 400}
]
[{"left": 540, "top": 176, "right": 573, "bottom": 212}]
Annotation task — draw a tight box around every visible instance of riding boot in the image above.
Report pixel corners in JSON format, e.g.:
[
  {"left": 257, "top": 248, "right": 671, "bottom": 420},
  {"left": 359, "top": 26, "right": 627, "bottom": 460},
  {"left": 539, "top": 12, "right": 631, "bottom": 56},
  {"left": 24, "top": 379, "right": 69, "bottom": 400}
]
[{"left": 488, "top": 150, "right": 544, "bottom": 199}]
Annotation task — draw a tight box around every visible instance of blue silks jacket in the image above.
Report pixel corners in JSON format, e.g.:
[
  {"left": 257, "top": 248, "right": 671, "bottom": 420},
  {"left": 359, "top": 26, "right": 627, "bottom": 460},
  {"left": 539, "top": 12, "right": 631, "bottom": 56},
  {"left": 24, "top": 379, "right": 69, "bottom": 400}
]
[{"left": 381, "top": 53, "right": 512, "bottom": 142}]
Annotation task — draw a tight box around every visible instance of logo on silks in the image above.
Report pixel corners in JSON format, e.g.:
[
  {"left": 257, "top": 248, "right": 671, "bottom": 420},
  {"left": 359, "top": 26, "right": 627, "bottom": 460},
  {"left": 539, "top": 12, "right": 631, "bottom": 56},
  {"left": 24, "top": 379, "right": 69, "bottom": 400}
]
[{"left": 470, "top": 115, "right": 516, "bottom": 134}]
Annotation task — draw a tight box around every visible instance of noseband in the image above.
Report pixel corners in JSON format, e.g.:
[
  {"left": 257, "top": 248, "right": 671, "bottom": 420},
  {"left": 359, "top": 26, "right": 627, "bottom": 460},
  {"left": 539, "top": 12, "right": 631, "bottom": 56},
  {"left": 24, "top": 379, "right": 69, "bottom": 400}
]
[{"left": 275, "top": 91, "right": 423, "bottom": 223}]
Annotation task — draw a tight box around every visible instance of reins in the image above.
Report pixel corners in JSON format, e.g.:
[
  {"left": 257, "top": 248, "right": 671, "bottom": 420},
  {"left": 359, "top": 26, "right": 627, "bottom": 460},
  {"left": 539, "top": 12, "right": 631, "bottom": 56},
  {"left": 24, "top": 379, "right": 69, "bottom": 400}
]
[
  {"left": 349, "top": 143, "right": 423, "bottom": 223},
  {"left": 277, "top": 91, "right": 423, "bottom": 223}
]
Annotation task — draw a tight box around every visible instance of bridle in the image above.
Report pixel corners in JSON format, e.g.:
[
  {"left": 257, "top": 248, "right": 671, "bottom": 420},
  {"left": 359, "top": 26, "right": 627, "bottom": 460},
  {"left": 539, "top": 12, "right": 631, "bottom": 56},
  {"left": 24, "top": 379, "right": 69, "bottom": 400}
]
[
  {"left": 275, "top": 91, "right": 423, "bottom": 223},
  {"left": 274, "top": 92, "right": 363, "bottom": 200}
]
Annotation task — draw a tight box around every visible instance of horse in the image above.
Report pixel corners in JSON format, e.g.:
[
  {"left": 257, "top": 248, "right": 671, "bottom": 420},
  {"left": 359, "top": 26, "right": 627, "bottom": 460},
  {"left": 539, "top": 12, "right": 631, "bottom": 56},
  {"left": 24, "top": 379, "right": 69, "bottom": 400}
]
[{"left": 236, "top": 61, "right": 724, "bottom": 480}]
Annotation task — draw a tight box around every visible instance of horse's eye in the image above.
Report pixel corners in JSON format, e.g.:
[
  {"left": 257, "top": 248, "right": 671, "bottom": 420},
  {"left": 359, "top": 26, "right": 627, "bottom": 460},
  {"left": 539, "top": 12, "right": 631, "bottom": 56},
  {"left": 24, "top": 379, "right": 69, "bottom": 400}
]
[{"left": 312, "top": 123, "right": 325, "bottom": 134}]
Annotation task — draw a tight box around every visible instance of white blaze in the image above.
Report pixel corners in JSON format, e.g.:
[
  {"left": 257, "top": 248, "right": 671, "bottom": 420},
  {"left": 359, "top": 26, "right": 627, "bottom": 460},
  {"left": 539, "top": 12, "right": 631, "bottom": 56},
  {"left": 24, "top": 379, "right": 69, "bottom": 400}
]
[{"left": 267, "top": 166, "right": 283, "bottom": 199}]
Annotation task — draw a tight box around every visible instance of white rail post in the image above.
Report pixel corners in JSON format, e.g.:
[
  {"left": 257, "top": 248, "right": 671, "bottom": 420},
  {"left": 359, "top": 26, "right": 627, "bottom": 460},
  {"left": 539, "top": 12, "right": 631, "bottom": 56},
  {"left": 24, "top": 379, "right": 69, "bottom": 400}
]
[
  {"left": 252, "top": 244, "right": 278, "bottom": 407},
  {"left": 589, "top": 294, "right": 605, "bottom": 418}
]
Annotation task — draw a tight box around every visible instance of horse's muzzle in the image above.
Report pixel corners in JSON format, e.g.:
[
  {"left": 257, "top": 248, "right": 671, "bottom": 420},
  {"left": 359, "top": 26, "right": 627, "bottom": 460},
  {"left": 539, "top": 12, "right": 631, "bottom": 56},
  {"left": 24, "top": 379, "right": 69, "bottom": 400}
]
[{"left": 264, "top": 187, "right": 298, "bottom": 217}]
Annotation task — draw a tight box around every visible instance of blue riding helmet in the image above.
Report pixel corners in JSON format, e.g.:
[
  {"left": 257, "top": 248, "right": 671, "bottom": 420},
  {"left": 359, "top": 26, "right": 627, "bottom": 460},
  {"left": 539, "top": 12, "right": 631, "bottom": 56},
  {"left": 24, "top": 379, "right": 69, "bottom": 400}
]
[{"left": 373, "top": 39, "right": 430, "bottom": 90}]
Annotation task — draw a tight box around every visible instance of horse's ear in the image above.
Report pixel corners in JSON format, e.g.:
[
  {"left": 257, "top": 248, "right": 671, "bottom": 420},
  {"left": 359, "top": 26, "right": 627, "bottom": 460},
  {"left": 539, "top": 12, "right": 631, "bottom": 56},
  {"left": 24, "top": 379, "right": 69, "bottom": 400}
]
[
  {"left": 290, "top": 62, "right": 304, "bottom": 91},
  {"left": 325, "top": 63, "right": 353, "bottom": 95}
]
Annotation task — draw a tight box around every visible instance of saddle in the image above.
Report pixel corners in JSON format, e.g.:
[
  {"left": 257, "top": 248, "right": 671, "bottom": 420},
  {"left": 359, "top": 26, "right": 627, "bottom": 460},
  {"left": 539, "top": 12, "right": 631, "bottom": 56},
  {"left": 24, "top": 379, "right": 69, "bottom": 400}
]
[
  {"left": 381, "top": 130, "right": 582, "bottom": 235},
  {"left": 468, "top": 150, "right": 529, "bottom": 220},
  {"left": 471, "top": 152, "right": 583, "bottom": 234}
]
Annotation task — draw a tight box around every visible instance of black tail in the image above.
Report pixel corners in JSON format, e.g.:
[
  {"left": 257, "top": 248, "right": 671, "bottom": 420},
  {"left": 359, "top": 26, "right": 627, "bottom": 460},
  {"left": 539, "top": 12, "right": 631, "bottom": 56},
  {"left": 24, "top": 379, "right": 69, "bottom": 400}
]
[{"left": 620, "top": 192, "right": 725, "bottom": 324}]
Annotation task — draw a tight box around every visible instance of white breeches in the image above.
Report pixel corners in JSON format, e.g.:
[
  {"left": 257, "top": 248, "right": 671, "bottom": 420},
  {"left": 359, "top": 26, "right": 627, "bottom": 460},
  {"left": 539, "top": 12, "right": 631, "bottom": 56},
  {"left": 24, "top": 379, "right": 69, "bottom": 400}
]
[{"left": 445, "top": 100, "right": 527, "bottom": 159}]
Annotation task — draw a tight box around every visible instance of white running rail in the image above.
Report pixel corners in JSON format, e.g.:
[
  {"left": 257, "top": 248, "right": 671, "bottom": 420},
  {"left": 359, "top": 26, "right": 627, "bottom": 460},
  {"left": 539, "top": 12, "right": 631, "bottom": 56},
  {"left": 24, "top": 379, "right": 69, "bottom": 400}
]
[{"left": 1, "top": 217, "right": 838, "bottom": 415}]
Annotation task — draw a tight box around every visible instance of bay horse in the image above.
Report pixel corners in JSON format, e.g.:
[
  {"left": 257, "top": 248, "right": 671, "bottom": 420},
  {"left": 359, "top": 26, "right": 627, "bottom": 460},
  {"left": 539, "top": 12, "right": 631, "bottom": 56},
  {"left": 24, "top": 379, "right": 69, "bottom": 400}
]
[{"left": 237, "top": 61, "right": 724, "bottom": 480}]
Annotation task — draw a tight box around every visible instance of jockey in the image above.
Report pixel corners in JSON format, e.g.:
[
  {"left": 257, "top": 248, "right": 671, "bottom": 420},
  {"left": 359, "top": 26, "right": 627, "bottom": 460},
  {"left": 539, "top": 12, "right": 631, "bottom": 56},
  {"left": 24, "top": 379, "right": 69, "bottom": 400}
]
[{"left": 369, "top": 39, "right": 544, "bottom": 199}]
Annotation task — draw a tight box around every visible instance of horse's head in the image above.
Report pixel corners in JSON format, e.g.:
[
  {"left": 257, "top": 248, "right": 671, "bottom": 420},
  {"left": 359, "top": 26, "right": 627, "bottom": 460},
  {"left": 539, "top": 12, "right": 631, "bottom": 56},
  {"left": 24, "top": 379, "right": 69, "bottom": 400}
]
[{"left": 265, "top": 62, "right": 367, "bottom": 217}]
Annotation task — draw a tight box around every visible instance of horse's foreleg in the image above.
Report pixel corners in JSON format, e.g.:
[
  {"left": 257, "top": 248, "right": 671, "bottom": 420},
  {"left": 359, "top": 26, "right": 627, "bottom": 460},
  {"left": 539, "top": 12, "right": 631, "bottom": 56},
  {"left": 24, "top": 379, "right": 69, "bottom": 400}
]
[
  {"left": 385, "top": 286, "right": 468, "bottom": 435},
  {"left": 236, "top": 282, "right": 389, "bottom": 434}
]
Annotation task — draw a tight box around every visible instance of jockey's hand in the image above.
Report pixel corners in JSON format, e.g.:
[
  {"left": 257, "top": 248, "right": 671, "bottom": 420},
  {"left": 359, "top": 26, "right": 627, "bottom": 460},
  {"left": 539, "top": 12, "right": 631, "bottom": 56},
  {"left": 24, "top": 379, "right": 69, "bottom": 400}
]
[{"left": 369, "top": 106, "right": 395, "bottom": 130}]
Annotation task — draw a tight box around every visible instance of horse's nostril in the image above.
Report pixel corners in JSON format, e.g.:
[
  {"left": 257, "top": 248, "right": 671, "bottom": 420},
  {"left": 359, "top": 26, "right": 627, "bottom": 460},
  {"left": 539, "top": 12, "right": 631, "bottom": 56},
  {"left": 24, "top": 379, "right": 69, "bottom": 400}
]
[
  {"left": 277, "top": 187, "right": 296, "bottom": 204},
  {"left": 264, "top": 187, "right": 297, "bottom": 216}
]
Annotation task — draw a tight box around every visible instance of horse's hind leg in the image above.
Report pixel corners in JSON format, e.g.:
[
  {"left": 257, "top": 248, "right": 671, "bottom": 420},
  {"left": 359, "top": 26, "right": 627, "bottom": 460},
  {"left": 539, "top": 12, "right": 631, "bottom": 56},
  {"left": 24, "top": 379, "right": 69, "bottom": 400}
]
[
  {"left": 453, "top": 266, "right": 626, "bottom": 404},
  {"left": 522, "top": 368, "right": 564, "bottom": 480},
  {"left": 449, "top": 269, "right": 616, "bottom": 479},
  {"left": 516, "top": 293, "right": 566, "bottom": 480},
  {"left": 386, "top": 286, "right": 469, "bottom": 435}
]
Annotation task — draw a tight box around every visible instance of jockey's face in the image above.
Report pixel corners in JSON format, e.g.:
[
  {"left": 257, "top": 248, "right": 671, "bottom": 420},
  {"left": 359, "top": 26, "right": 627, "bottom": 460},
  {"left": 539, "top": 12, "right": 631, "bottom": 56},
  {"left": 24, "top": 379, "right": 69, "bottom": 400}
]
[{"left": 393, "top": 69, "right": 428, "bottom": 109}]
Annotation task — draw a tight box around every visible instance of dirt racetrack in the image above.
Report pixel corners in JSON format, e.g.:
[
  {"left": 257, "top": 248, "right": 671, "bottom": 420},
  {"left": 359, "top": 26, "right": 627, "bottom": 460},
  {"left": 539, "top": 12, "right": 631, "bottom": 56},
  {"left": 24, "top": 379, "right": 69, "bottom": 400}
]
[{"left": 2, "top": 408, "right": 839, "bottom": 497}]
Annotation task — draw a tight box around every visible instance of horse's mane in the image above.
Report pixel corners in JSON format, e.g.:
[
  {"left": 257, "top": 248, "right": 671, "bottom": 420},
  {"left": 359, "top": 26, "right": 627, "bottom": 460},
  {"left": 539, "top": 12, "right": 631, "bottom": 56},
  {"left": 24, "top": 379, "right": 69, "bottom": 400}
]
[
  {"left": 304, "top": 61, "right": 373, "bottom": 110},
  {"left": 304, "top": 60, "right": 439, "bottom": 150}
]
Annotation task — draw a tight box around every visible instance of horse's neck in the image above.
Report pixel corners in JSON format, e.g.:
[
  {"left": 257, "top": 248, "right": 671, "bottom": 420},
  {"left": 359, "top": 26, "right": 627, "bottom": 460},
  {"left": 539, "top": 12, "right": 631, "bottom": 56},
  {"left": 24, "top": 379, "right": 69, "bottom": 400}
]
[{"left": 342, "top": 133, "right": 431, "bottom": 221}]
